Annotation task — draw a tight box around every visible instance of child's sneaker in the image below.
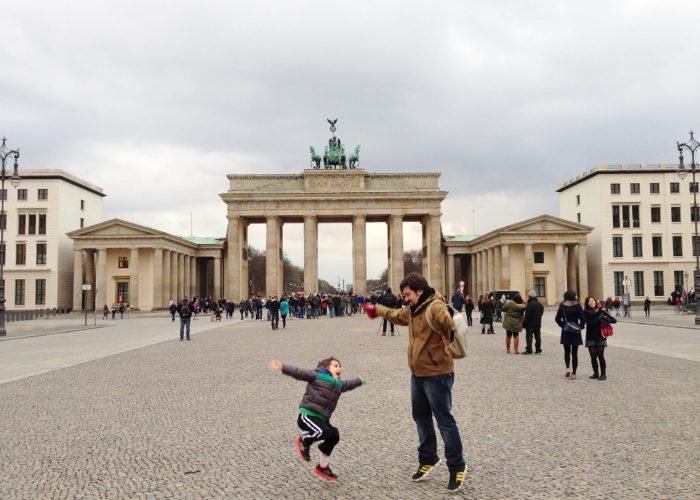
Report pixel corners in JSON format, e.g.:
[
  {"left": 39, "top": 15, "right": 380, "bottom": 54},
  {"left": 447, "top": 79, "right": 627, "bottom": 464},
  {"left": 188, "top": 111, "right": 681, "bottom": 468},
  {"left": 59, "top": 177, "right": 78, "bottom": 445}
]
[
  {"left": 411, "top": 458, "right": 440, "bottom": 481},
  {"left": 447, "top": 467, "right": 466, "bottom": 492},
  {"left": 313, "top": 464, "right": 338, "bottom": 480},
  {"left": 295, "top": 436, "right": 310, "bottom": 462}
]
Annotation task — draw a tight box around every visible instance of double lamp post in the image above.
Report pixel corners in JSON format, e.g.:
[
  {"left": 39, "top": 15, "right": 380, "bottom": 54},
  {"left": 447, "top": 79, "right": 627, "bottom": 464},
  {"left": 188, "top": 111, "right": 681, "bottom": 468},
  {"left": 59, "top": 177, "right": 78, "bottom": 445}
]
[
  {"left": 676, "top": 130, "right": 700, "bottom": 325},
  {"left": 0, "top": 137, "right": 21, "bottom": 336}
]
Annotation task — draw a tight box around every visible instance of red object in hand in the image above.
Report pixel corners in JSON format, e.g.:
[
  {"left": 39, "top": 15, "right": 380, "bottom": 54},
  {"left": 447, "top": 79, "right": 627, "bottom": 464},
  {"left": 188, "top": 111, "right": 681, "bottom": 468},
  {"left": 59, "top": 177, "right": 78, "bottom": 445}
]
[{"left": 366, "top": 304, "right": 378, "bottom": 319}]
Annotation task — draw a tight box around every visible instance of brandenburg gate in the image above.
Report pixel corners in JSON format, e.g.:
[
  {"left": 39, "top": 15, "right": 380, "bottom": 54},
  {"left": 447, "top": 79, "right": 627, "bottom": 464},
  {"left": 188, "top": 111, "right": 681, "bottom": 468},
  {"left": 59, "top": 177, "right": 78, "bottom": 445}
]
[{"left": 221, "top": 169, "right": 447, "bottom": 299}]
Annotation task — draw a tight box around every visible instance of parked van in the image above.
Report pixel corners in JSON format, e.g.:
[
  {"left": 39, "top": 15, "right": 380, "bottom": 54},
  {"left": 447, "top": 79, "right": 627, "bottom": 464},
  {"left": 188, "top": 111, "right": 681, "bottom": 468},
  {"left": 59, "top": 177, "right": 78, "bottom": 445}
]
[{"left": 489, "top": 290, "right": 521, "bottom": 302}]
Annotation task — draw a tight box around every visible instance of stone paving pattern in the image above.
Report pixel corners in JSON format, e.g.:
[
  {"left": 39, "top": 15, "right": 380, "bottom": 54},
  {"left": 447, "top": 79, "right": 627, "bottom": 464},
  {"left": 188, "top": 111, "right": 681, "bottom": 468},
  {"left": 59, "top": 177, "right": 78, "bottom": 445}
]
[{"left": 0, "top": 313, "right": 699, "bottom": 499}]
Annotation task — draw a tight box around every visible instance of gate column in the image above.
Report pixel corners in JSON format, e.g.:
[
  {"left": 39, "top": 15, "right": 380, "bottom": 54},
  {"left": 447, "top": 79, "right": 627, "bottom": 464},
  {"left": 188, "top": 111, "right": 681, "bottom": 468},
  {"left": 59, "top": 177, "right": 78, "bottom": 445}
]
[{"left": 352, "top": 215, "right": 367, "bottom": 296}]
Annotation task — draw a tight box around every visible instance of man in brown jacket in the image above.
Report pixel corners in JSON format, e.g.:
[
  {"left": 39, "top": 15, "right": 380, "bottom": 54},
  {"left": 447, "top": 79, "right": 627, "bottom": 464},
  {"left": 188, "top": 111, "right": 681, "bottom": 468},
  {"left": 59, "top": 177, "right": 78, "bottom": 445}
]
[{"left": 367, "top": 272, "right": 466, "bottom": 492}]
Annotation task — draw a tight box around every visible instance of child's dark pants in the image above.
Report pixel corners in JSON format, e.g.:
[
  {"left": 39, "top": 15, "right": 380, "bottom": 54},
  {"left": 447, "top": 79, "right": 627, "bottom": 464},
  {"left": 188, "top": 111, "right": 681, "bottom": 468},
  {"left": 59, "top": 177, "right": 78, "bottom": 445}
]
[{"left": 297, "top": 414, "right": 340, "bottom": 456}]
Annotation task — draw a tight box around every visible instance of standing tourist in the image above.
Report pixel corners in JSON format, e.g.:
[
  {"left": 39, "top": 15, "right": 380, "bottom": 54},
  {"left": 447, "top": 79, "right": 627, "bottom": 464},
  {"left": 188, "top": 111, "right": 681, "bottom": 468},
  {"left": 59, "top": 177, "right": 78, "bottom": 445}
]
[
  {"left": 643, "top": 296, "right": 651, "bottom": 317},
  {"left": 554, "top": 290, "right": 585, "bottom": 379},
  {"left": 522, "top": 290, "right": 544, "bottom": 355},
  {"left": 280, "top": 295, "right": 289, "bottom": 329},
  {"left": 583, "top": 296, "right": 616, "bottom": 380},
  {"left": 501, "top": 294, "right": 525, "bottom": 354},
  {"left": 179, "top": 298, "right": 192, "bottom": 341},
  {"left": 464, "top": 295, "right": 474, "bottom": 326},
  {"left": 480, "top": 295, "right": 495, "bottom": 334},
  {"left": 269, "top": 296, "right": 280, "bottom": 330},
  {"left": 366, "top": 273, "right": 466, "bottom": 492}
]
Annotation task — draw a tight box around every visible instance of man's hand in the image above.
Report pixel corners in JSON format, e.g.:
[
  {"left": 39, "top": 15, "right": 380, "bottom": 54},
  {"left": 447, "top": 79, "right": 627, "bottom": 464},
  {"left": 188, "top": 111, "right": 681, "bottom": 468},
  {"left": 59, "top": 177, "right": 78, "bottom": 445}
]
[
  {"left": 366, "top": 304, "right": 378, "bottom": 319},
  {"left": 267, "top": 359, "right": 283, "bottom": 372}
]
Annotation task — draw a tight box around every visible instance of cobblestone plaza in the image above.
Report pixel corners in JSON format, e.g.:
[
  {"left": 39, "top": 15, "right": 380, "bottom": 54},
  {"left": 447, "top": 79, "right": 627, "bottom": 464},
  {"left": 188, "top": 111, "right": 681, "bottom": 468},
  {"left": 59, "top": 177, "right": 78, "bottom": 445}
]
[{"left": 0, "top": 312, "right": 699, "bottom": 499}]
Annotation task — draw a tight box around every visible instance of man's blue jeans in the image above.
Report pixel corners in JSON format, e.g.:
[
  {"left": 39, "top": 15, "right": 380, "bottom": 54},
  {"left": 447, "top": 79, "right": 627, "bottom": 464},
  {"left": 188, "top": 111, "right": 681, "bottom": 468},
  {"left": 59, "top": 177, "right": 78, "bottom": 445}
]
[
  {"left": 180, "top": 319, "right": 191, "bottom": 339},
  {"left": 411, "top": 373, "right": 465, "bottom": 473}
]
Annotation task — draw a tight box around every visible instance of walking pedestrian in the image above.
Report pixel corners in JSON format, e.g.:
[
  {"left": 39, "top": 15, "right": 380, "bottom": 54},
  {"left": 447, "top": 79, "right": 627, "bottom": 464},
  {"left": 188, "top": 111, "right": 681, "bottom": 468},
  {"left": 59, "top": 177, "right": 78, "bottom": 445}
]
[
  {"left": 110, "top": 303, "right": 117, "bottom": 319},
  {"left": 169, "top": 300, "right": 177, "bottom": 321},
  {"left": 554, "top": 290, "right": 585, "bottom": 379},
  {"left": 378, "top": 287, "right": 399, "bottom": 335},
  {"left": 643, "top": 297, "right": 651, "bottom": 317},
  {"left": 366, "top": 272, "right": 466, "bottom": 492},
  {"left": 584, "top": 296, "right": 616, "bottom": 381},
  {"left": 280, "top": 295, "right": 289, "bottom": 329},
  {"left": 269, "top": 296, "right": 280, "bottom": 330},
  {"left": 464, "top": 295, "right": 474, "bottom": 326},
  {"left": 102, "top": 304, "right": 109, "bottom": 320},
  {"left": 480, "top": 295, "right": 495, "bottom": 334},
  {"left": 522, "top": 290, "right": 544, "bottom": 354}
]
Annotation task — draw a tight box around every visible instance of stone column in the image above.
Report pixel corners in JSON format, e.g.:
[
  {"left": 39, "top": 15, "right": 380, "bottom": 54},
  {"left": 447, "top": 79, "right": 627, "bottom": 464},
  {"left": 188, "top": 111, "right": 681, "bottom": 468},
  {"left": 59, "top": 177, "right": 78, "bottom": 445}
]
[
  {"left": 214, "top": 256, "right": 222, "bottom": 298},
  {"left": 482, "top": 250, "right": 489, "bottom": 294},
  {"left": 352, "top": 215, "right": 367, "bottom": 296},
  {"left": 388, "top": 214, "right": 404, "bottom": 293},
  {"left": 153, "top": 248, "right": 163, "bottom": 309},
  {"left": 73, "top": 249, "right": 84, "bottom": 311},
  {"left": 422, "top": 214, "right": 443, "bottom": 293},
  {"left": 524, "top": 243, "right": 534, "bottom": 292},
  {"left": 85, "top": 250, "right": 96, "bottom": 310},
  {"left": 446, "top": 254, "right": 455, "bottom": 293},
  {"left": 470, "top": 254, "right": 476, "bottom": 295},
  {"left": 577, "top": 243, "right": 589, "bottom": 299},
  {"left": 266, "top": 216, "right": 281, "bottom": 297},
  {"left": 177, "top": 253, "right": 184, "bottom": 299},
  {"left": 184, "top": 255, "right": 190, "bottom": 300},
  {"left": 96, "top": 248, "right": 107, "bottom": 309},
  {"left": 487, "top": 247, "right": 495, "bottom": 292},
  {"left": 566, "top": 244, "right": 578, "bottom": 293},
  {"left": 170, "top": 251, "right": 177, "bottom": 302},
  {"left": 500, "top": 244, "right": 510, "bottom": 289},
  {"left": 129, "top": 248, "right": 139, "bottom": 309},
  {"left": 303, "top": 215, "right": 318, "bottom": 294},
  {"left": 475, "top": 251, "right": 482, "bottom": 294},
  {"left": 163, "top": 250, "right": 171, "bottom": 304},
  {"left": 190, "top": 256, "right": 197, "bottom": 298},
  {"left": 227, "top": 216, "right": 241, "bottom": 300},
  {"left": 555, "top": 243, "right": 565, "bottom": 300},
  {"left": 494, "top": 246, "right": 502, "bottom": 290}
]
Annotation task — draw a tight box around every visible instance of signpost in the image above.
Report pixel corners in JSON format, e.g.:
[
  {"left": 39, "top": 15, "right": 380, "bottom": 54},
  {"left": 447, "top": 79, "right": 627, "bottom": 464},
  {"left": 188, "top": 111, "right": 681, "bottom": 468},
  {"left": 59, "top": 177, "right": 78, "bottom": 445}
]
[{"left": 81, "top": 284, "right": 91, "bottom": 326}]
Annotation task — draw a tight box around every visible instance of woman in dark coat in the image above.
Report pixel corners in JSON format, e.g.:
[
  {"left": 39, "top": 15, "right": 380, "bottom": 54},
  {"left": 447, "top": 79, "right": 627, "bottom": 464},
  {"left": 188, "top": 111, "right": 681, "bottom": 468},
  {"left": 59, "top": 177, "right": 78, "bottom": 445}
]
[
  {"left": 554, "top": 290, "right": 585, "bottom": 379},
  {"left": 584, "top": 297, "right": 616, "bottom": 380},
  {"left": 480, "top": 295, "right": 495, "bottom": 334}
]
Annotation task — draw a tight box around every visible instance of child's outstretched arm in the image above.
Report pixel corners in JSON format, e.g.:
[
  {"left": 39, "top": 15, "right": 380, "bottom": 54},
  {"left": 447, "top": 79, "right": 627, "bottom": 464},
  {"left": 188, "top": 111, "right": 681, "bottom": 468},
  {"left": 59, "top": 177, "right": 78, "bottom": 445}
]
[
  {"left": 268, "top": 359, "right": 283, "bottom": 372},
  {"left": 268, "top": 359, "right": 317, "bottom": 382},
  {"left": 341, "top": 376, "right": 366, "bottom": 392}
]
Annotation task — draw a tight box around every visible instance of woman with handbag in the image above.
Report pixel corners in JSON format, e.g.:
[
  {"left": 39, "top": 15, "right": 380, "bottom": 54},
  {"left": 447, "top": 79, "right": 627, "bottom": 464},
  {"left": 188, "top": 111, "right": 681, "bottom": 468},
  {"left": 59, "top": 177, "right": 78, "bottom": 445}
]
[
  {"left": 583, "top": 297, "right": 616, "bottom": 381},
  {"left": 554, "top": 290, "right": 585, "bottom": 379}
]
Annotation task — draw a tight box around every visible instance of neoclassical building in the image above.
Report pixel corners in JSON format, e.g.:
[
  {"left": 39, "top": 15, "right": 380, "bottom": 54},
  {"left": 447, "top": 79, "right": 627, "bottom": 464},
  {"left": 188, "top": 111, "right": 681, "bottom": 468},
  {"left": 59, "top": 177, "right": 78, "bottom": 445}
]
[{"left": 68, "top": 169, "right": 591, "bottom": 308}]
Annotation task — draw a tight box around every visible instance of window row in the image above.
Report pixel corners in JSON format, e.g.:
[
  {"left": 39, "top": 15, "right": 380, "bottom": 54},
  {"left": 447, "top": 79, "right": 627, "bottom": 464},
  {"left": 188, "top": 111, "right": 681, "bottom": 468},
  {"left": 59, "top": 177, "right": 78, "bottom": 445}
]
[
  {"left": 10, "top": 278, "right": 47, "bottom": 305},
  {"left": 612, "top": 204, "right": 700, "bottom": 227},
  {"left": 612, "top": 270, "right": 689, "bottom": 297},
  {"left": 611, "top": 235, "right": 700, "bottom": 258},
  {"left": 610, "top": 182, "right": 698, "bottom": 195},
  {"left": 0, "top": 243, "right": 47, "bottom": 265},
  {"left": 1, "top": 188, "right": 49, "bottom": 201}
]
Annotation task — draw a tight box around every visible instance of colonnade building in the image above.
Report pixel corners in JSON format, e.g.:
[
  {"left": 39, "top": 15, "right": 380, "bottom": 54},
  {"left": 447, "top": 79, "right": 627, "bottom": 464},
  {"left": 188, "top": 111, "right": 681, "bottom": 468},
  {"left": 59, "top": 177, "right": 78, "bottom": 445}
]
[{"left": 69, "top": 168, "right": 591, "bottom": 309}]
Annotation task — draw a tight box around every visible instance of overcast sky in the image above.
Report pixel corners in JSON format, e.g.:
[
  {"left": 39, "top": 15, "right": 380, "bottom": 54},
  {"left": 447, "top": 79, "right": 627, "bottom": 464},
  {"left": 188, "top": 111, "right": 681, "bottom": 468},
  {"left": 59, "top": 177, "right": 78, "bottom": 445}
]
[{"left": 3, "top": 1, "right": 700, "bottom": 285}]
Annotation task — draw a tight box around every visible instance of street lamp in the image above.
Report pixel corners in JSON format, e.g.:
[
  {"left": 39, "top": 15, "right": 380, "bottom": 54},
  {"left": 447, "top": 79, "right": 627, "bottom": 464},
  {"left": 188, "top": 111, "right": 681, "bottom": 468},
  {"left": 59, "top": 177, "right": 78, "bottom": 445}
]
[
  {"left": 0, "top": 137, "right": 21, "bottom": 336},
  {"left": 676, "top": 130, "right": 700, "bottom": 325}
]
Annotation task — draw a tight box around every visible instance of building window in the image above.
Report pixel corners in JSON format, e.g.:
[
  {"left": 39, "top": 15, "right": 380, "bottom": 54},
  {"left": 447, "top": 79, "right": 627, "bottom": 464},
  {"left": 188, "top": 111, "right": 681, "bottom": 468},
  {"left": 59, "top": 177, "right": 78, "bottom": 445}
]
[
  {"left": 653, "top": 271, "right": 664, "bottom": 296},
  {"left": 610, "top": 183, "right": 620, "bottom": 194},
  {"left": 36, "top": 243, "right": 47, "bottom": 264},
  {"left": 612, "top": 206, "right": 620, "bottom": 228},
  {"left": 622, "top": 206, "right": 630, "bottom": 228},
  {"left": 17, "top": 214, "right": 25, "bottom": 235},
  {"left": 534, "top": 277, "right": 546, "bottom": 297},
  {"left": 612, "top": 236, "right": 623, "bottom": 257},
  {"left": 691, "top": 206, "right": 700, "bottom": 222},
  {"left": 613, "top": 205, "right": 639, "bottom": 228},
  {"left": 632, "top": 236, "right": 643, "bottom": 257},
  {"left": 673, "top": 236, "right": 683, "bottom": 257},
  {"left": 0, "top": 212, "right": 5, "bottom": 231},
  {"left": 671, "top": 206, "right": 682, "bottom": 223},
  {"left": 652, "top": 236, "right": 663, "bottom": 257},
  {"left": 17, "top": 188, "right": 27, "bottom": 200},
  {"left": 630, "top": 183, "right": 640, "bottom": 194},
  {"left": 28, "top": 214, "right": 36, "bottom": 235},
  {"left": 80, "top": 218, "right": 84, "bottom": 228},
  {"left": 576, "top": 194, "right": 580, "bottom": 206},
  {"left": 650, "top": 182, "right": 660, "bottom": 194},
  {"left": 691, "top": 182, "right": 699, "bottom": 193},
  {"left": 14, "top": 279, "right": 25, "bottom": 305},
  {"left": 634, "top": 271, "right": 644, "bottom": 296},
  {"left": 670, "top": 182, "right": 680, "bottom": 193},
  {"left": 614, "top": 271, "right": 624, "bottom": 296},
  {"left": 38, "top": 214, "right": 46, "bottom": 235},
  {"left": 0, "top": 189, "right": 6, "bottom": 201},
  {"left": 0, "top": 243, "right": 5, "bottom": 266},
  {"left": 674, "top": 270, "right": 685, "bottom": 293},
  {"left": 38, "top": 189, "right": 48, "bottom": 200},
  {"left": 118, "top": 257, "right": 129, "bottom": 269},
  {"left": 35, "top": 279, "right": 46, "bottom": 305},
  {"left": 534, "top": 251, "right": 544, "bottom": 264},
  {"left": 577, "top": 213, "right": 581, "bottom": 223},
  {"left": 651, "top": 206, "right": 661, "bottom": 223},
  {"left": 16, "top": 243, "right": 26, "bottom": 265},
  {"left": 116, "top": 282, "right": 129, "bottom": 304},
  {"left": 695, "top": 236, "right": 700, "bottom": 257},
  {"left": 80, "top": 199, "right": 85, "bottom": 210}
]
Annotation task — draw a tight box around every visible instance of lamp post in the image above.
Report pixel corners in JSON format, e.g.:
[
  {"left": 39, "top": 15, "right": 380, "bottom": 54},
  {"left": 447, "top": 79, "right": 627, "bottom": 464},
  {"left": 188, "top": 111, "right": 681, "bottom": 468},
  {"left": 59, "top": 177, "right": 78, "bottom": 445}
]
[
  {"left": 0, "top": 137, "right": 21, "bottom": 336},
  {"left": 677, "top": 130, "right": 700, "bottom": 325},
  {"left": 684, "top": 270, "right": 690, "bottom": 313}
]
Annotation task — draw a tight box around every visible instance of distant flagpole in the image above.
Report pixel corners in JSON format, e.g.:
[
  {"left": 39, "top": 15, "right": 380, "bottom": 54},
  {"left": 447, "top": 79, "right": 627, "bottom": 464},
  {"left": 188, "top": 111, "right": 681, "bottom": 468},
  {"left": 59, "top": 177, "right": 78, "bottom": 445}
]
[{"left": 190, "top": 212, "right": 193, "bottom": 237}]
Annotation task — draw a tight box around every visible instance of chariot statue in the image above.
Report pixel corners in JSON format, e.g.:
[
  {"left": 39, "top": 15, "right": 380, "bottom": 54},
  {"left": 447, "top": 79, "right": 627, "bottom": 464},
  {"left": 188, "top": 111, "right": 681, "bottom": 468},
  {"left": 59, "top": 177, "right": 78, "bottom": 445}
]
[{"left": 309, "top": 119, "right": 361, "bottom": 170}]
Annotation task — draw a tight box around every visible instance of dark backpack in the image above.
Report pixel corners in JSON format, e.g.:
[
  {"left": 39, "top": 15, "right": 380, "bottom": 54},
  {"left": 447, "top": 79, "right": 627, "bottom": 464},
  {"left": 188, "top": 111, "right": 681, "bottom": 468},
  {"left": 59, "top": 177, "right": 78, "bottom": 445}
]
[{"left": 181, "top": 305, "right": 190, "bottom": 316}]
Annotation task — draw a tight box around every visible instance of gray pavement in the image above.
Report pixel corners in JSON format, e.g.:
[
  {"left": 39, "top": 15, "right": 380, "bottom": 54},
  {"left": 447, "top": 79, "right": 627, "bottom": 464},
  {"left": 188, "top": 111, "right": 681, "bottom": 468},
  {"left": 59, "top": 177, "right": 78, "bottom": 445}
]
[{"left": 0, "top": 310, "right": 699, "bottom": 499}]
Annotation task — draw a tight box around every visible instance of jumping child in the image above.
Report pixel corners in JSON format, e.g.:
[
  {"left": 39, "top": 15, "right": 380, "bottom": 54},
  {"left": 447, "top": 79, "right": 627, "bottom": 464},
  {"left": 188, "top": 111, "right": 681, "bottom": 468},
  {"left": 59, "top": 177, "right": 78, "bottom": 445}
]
[{"left": 267, "top": 356, "right": 365, "bottom": 480}]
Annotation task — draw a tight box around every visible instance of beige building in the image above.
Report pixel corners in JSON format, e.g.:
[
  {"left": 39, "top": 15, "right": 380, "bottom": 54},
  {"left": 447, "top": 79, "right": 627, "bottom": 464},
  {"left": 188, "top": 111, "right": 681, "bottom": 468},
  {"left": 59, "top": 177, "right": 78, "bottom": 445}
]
[
  {"left": 558, "top": 164, "right": 697, "bottom": 301},
  {"left": 3, "top": 169, "right": 103, "bottom": 311}
]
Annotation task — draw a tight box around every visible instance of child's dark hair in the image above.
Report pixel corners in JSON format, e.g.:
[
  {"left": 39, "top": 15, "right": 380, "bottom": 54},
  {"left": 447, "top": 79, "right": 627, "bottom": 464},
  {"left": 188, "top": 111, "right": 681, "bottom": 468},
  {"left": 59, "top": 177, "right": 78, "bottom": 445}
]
[{"left": 318, "top": 356, "right": 341, "bottom": 369}]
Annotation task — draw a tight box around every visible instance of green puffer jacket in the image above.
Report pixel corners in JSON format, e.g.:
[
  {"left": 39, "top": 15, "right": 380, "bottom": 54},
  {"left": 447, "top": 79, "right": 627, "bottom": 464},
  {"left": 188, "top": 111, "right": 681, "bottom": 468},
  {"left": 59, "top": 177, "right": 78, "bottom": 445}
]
[{"left": 501, "top": 300, "right": 524, "bottom": 333}]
